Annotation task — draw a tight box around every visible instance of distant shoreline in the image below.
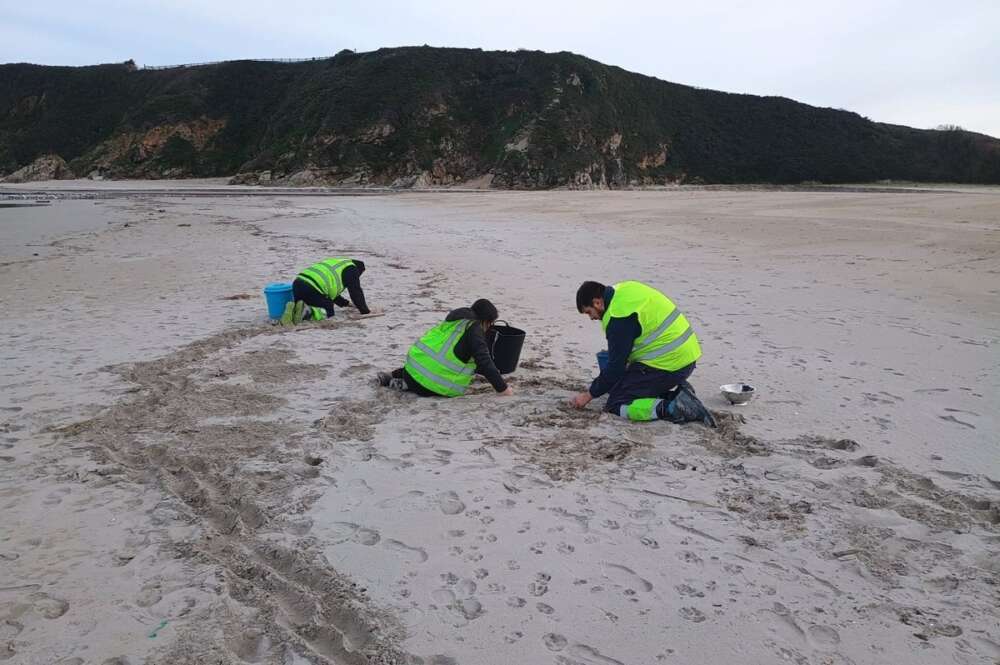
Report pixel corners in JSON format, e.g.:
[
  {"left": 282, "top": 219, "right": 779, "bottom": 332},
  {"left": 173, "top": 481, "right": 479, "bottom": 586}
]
[{"left": 3, "top": 179, "right": 998, "bottom": 199}]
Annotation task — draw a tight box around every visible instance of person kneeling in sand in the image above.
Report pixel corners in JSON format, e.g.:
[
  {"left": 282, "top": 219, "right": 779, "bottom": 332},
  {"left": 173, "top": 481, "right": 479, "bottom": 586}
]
[
  {"left": 570, "top": 280, "right": 715, "bottom": 426},
  {"left": 377, "top": 299, "right": 513, "bottom": 397},
  {"left": 281, "top": 257, "right": 376, "bottom": 325}
]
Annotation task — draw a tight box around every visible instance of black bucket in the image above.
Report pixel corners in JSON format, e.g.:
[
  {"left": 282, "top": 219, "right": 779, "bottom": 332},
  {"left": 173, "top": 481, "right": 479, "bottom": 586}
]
[{"left": 486, "top": 320, "right": 526, "bottom": 374}]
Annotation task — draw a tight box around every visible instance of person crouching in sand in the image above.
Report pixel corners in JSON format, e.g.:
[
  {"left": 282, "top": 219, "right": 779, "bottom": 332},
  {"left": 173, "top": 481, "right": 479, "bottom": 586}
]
[
  {"left": 570, "top": 280, "right": 715, "bottom": 426},
  {"left": 281, "top": 257, "right": 375, "bottom": 324},
  {"left": 377, "top": 299, "right": 513, "bottom": 397}
]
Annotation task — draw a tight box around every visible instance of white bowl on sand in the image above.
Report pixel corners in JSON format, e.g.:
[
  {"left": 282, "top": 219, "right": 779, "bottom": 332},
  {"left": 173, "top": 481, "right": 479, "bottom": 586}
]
[{"left": 720, "top": 383, "right": 756, "bottom": 405}]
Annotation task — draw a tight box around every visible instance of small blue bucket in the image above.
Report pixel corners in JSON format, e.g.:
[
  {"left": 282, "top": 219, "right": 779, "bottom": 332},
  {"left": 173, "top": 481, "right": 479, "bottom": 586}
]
[
  {"left": 596, "top": 350, "right": 609, "bottom": 372},
  {"left": 263, "top": 282, "right": 294, "bottom": 319}
]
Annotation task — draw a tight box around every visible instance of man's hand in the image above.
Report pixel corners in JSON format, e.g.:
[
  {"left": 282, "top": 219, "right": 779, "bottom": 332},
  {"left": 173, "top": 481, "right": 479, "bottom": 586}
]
[
  {"left": 499, "top": 386, "right": 514, "bottom": 396},
  {"left": 570, "top": 391, "right": 593, "bottom": 409}
]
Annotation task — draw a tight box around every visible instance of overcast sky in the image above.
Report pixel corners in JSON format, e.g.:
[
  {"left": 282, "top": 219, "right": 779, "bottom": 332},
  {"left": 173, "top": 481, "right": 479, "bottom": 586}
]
[{"left": 3, "top": 0, "right": 998, "bottom": 138}]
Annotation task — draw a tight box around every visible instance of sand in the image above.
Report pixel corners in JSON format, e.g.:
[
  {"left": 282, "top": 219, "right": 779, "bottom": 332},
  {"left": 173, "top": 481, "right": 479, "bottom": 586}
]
[{"left": 0, "top": 183, "right": 998, "bottom": 665}]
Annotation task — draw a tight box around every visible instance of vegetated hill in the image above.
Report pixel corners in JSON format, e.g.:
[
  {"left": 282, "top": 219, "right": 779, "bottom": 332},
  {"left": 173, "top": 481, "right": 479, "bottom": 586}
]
[{"left": 1, "top": 47, "right": 998, "bottom": 187}]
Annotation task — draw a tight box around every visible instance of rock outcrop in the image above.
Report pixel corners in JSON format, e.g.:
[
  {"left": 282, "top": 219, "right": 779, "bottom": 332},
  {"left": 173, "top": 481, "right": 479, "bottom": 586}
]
[{"left": 1, "top": 154, "right": 73, "bottom": 182}]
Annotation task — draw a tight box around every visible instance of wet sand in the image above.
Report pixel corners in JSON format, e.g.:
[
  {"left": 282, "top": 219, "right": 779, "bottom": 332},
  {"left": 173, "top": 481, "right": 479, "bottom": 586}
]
[{"left": 0, "top": 184, "right": 998, "bottom": 664}]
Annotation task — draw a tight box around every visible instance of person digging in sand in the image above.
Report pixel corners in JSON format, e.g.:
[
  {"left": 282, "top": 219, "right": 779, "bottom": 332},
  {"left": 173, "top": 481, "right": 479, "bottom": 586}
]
[
  {"left": 377, "top": 298, "right": 514, "bottom": 397},
  {"left": 571, "top": 280, "right": 715, "bottom": 426},
  {"left": 280, "top": 257, "right": 376, "bottom": 325}
]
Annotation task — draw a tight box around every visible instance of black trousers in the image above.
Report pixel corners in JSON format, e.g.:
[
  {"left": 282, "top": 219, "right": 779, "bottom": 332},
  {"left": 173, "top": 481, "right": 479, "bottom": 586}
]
[
  {"left": 292, "top": 278, "right": 336, "bottom": 318},
  {"left": 604, "top": 362, "right": 695, "bottom": 414},
  {"left": 392, "top": 367, "right": 438, "bottom": 397}
]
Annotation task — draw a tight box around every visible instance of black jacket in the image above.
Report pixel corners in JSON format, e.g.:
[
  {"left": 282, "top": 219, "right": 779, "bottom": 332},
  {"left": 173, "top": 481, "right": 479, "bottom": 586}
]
[
  {"left": 332, "top": 262, "right": 370, "bottom": 314},
  {"left": 446, "top": 308, "right": 508, "bottom": 392}
]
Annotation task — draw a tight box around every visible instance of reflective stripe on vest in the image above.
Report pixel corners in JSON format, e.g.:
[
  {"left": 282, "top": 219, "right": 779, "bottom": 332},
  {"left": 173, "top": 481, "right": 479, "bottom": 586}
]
[
  {"left": 633, "top": 327, "right": 694, "bottom": 362},
  {"left": 634, "top": 306, "right": 682, "bottom": 350},
  {"left": 299, "top": 258, "right": 353, "bottom": 299},
  {"left": 602, "top": 281, "right": 701, "bottom": 372},
  {"left": 413, "top": 340, "right": 473, "bottom": 376},
  {"left": 404, "top": 320, "right": 476, "bottom": 396}
]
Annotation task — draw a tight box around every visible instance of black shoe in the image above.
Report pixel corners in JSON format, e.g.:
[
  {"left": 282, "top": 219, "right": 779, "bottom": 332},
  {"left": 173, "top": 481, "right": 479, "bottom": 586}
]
[
  {"left": 376, "top": 371, "right": 392, "bottom": 387},
  {"left": 661, "top": 387, "right": 716, "bottom": 428}
]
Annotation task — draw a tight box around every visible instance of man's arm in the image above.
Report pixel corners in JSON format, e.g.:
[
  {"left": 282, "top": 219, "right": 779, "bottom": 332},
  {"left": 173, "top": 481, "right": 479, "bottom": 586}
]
[
  {"left": 588, "top": 314, "right": 641, "bottom": 398},
  {"left": 341, "top": 266, "right": 370, "bottom": 314},
  {"left": 333, "top": 295, "right": 350, "bottom": 307},
  {"left": 467, "top": 325, "right": 508, "bottom": 393}
]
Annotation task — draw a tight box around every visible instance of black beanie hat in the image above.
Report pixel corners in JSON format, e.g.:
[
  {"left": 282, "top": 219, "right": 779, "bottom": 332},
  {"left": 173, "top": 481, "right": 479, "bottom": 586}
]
[{"left": 471, "top": 298, "right": 498, "bottom": 322}]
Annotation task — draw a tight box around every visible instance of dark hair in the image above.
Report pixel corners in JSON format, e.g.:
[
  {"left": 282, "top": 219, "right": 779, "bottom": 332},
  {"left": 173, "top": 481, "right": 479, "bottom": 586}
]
[
  {"left": 576, "top": 281, "right": 606, "bottom": 312},
  {"left": 471, "top": 298, "right": 499, "bottom": 323},
  {"left": 352, "top": 259, "right": 366, "bottom": 275}
]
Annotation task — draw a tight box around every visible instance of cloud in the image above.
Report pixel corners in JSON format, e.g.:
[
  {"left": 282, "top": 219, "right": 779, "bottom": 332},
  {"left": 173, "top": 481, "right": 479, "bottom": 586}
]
[{"left": 2, "top": 0, "right": 997, "bottom": 137}]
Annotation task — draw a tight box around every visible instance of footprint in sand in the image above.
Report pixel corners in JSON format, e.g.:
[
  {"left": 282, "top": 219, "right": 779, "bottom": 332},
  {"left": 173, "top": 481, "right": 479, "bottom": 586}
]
[
  {"left": 536, "top": 602, "right": 554, "bottom": 615},
  {"left": 436, "top": 491, "right": 466, "bottom": 515},
  {"left": 678, "top": 607, "right": 706, "bottom": 622},
  {"left": 453, "top": 598, "right": 484, "bottom": 620},
  {"left": 854, "top": 455, "right": 879, "bottom": 467},
  {"left": 30, "top": 592, "right": 69, "bottom": 619},
  {"left": 767, "top": 602, "right": 806, "bottom": 643},
  {"left": 528, "top": 573, "right": 551, "bottom": 596},
  {"left": 543, "top": 633, "right": 567, "bottom": 651},
  {"left": 564, "top": 644, "right": 625, "bottom": 665},
  {"left": 135, "top": 584, "right": 163, "bottom": 608},
  {"left": 383, "top": 539, "right": 429, "bottom": 563},
  {"left": 824, "top": 439, "right": 861, "bottom": 452},
  {"left": 431, "top": 588, "right": 456, "bottom": 604},
  {"left": 677, "top": 551, "right": 704, "bottom": 567},
  {"left": 810, "top": 456, "right": 845, "bottom": 470},
  {"left": 328, "top": 522, "right": 381, "bottom": 546},
  {"left": 807, "top": 624, "right": 841, "bottom": 646},
  {"left": 602, "top": 563, "right": 653, "bottom": 592},
  {"left": 675, "top": 584, "right": 705, "bottom": 598}
]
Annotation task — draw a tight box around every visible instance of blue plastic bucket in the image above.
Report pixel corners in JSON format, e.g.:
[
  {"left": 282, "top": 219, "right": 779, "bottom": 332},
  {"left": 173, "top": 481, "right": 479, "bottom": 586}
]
[
  {"left": 596, "top": 350, "right": 609, "bottom": 372},
  {"left": 263, "top": 282, "right": 294, "bottom": 319}
]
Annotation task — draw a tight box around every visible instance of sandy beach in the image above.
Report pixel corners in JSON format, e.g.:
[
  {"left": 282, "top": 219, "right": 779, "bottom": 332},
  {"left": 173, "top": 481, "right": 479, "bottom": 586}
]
[{"left": 1, "top": 183, "right": 997, "bottom": 665}]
